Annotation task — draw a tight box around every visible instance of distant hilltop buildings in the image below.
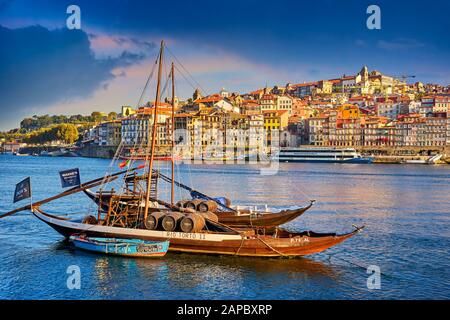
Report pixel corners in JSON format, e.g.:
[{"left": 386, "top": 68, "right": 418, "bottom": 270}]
[
  {"left": 6, "top": 66, "right": 447, "bottom": 156},
  {"left": 79, "top": 66, "right": 450, "bottom": 154}
]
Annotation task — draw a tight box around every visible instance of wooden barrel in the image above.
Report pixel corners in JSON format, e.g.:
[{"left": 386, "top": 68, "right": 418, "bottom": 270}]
[
  {"left": 161, "top": 212, "right": 185, "bottom": 231},
  {"left": 185, "top": 199, "right": 203, "bottom": 210},
  {"left": 199, "top": 211, "right": 219, "bottom": 222},
  {"left": 180, "top": 207, "right": 196, "bottom": 214},
  {"left": 176, "top": 200, "right": 188, "bottom": 208},
  {"left": 197, "top": 200, "right": 218, "bottom": 212},
  {"left": 144, "top": 211, "right": 165, "bottom": 230},
  {"left": 82, "top": 215, "right": 97, "bottom": 225},
  {"left": 180, "top": 213, "right": 206, "bottom": 233}
]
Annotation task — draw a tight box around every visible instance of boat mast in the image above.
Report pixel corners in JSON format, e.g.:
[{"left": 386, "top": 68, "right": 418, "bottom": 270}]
[
  {"left": 144, "top": 40, "right": 164, "bottom": 221},
  {"left": 171, "top": 62, "right": 175, "bottom": 205}
]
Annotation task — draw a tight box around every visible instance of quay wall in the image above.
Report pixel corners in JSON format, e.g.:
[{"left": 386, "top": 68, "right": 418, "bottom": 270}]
[
  {"left": 78, "top": 145, "right": 117, "bottom": 159},
  {"left": 19, "top": 146, "right": 63, "bottom": 154},
  {"left": 354, "top": 146, "right": 448, "bottom": 156},
  {"left": 12, "top": 144, "right": 450, "bottom": 164}
]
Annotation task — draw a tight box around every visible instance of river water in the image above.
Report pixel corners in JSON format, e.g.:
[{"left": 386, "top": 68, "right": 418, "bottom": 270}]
[{"left": 0, "top": 154, "right": 449, "bottom": 299}]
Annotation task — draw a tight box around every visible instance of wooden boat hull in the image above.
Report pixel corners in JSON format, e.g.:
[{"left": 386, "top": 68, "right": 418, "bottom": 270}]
[
  {"left": 33, "top": 209, "right": 362, "bottom": 258},
  {"left": 217, "top": 206, "right": 312, "bottom": 230},
  {"left": 70, "top": 236, "right": 169, "bottom": 258},
  {"left": 83, "top": 189, "right": 313, "bottom": 230}
]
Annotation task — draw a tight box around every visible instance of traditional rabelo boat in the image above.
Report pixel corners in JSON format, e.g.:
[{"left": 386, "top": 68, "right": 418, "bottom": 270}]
[{"left": 1, "top": 41, "right": 364, "bottom": 258}]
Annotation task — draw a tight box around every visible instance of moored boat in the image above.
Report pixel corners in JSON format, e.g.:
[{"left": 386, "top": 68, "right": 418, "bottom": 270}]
[
  {"left": 83, "top": 187, "right": 314, "bottom": 231},
  {"left": 405, "top": 159, "right": 427, "bottom": 164},
  {"left": 34, "top": 208, "right": 363, "bottom": 258},
  {"left": 69, "top": 234, "right": 169, "bottom": 258},
  {"left": 273, "top": 147, "right": 373, "bottom": 163}
]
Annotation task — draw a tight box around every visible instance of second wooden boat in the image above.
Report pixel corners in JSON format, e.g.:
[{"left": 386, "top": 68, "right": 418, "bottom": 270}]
[{"left": 83, "top": 188, "right": 313, "bottom": 231}]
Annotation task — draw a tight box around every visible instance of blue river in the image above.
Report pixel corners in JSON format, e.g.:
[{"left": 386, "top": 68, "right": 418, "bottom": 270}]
[{"left": 0, "top": 154, "right": 449, "bottom": 299}]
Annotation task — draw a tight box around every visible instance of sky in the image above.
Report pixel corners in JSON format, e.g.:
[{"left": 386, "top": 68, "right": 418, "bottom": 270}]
[{"left": 0, "top": 0, "right": 449, "bottom": 130}]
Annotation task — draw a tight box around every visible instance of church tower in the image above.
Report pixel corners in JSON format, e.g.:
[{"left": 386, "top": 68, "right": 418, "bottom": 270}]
[
  {"left": 360, "top": 65, "right": 369, "bottom": 82},
  {"left": 193, "top": 88, "right": 202, "bottom": 101}
]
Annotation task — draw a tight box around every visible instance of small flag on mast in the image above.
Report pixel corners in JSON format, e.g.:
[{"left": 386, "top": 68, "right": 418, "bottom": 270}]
[
  {"left": 118, "top": 159, "right": 131, "bottom": 169},
  {"left": 14, "top": 177, "right": 31, "bottom": 203},
  {"left": 59, "top": 168, "right": 81, "bottom": 188}
]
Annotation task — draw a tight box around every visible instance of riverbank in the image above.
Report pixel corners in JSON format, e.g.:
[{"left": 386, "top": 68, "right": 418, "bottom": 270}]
[
  {"left": 10, "top": 145, "right": 450, "bottom": 164},
  {"left": 373, "top": 155, "right": 449, "bottom": 164}
]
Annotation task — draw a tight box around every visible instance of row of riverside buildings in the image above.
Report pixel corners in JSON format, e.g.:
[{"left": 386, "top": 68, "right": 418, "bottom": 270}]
[{"left": 82, "top": 66, "right": 450, "bottom": 154}]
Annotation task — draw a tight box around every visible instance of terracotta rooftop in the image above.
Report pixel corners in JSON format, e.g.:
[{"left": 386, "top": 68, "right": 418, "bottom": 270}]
[
  {"left": 194, "top": 94, "right": 224, "bottom": 103},
  {"left": 174, "top": 113, "right": 194, "bottom": 118},
  {"left": 262, "top": 110, "right": 289, "bottom": 115},
  {"left": 292, "top": 81, "right": 318, "bottom": 88}
]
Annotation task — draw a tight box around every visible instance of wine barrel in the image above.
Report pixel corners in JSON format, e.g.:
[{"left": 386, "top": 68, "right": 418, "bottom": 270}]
[
  {"left": 180, "top": 213, "right": 206, "bottom": 233},
  {"left": 185, "top": 199, "right": 203, "bottom": 210},
  {"left": 161, "top": 212, "right": 185, "bottom": 231},
  {"left": 180, "top": 207, "right": 196, "bottom": 214},
  {"left": 176, "top": 200, "right": 188, "bottom": 208},
  {"left": 144, "top": 211, "right": 165, "bottom": 230},
  {"left": 197, "top": 200, "right": 218, "bottom": 212},
  {"left": 199, "top": 211, "right": 219, "bottom": 222},
  {"left": 82, "top": 215, "right": 97, "bottom": 225}
]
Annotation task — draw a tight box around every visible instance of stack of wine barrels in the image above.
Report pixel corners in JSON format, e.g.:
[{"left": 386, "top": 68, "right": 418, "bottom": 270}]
[
  {"left": 161, "top": 212, "right": 185, "bottom": 231},
  {"left": 176, "top": 200, "right": 188, "bottom": 209},
  {"left": 184, "top": 199, "right": 202, "bottom": 210},
  {"left": 144, "top": 211, "right": 165, "bottom": 230},
  {"left": 177, "top": 199, "right": 220, "bottom": 213},
  {"left": 142, "top": 204, "right": 220, "bottom": 232},
  {"left": 180, "top": 213, "right": 206, "bottom": 233},
  {"left": 196, "top": 200, "right": 218, "bottom": 212}
]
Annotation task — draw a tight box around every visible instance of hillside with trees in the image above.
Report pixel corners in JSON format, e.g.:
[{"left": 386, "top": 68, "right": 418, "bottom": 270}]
[
  {"left": 18, "top": 111, "right": 116, "bottom": 133},
  {"left": 23, "top": 123, "right": 79, "bottom": 145},
  {"left": 1, "top": 111, "right": 114, "bottom": 144}
]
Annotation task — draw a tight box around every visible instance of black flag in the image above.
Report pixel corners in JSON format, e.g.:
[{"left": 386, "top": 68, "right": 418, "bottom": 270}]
[
  {"left": 14, "top": 177, "right": 31, "bottom": 203},
  {"left": 59, "top": 168, "right": 81, "bottom": 188}
]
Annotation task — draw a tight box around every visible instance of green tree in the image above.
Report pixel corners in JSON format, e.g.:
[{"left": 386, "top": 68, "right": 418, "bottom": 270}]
[
  {"left": 23, "top": 124, "right": 78, "bottom": 145},
  {"left": 91, "top": 111, "right": 103, "bottom": 123},
  {"left": 20, "top": 118, "right": 34, "bottom": 130},
  {"left": 107, "top": 111, "right": 118, "bottom": 120},
  {"left": 55, "top": 124, "right": 79, "bottom": 144}
]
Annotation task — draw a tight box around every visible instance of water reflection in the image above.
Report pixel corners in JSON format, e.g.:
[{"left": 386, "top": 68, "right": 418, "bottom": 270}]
[
  {"left": 55, "top": 238, "right": 341, "bottom": 298},
  {"left": 167, "top": 253, "right": 337, "bottom": 278},
  {"left": 1, "top": 155, "right": 450, "bottom": 299}
]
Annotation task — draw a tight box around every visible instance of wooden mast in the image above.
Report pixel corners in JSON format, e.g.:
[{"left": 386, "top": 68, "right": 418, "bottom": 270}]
[
  {"left": 144, "top": 40, "right": 164, "bottom": 221},
  {"left": 171, "top": 62, "right": 175, "bottom": 205}
]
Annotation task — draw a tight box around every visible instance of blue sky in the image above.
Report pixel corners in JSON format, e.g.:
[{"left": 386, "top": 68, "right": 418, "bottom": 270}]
[{"left": 0, "top": 0, "right": 449, "bottom": 130}]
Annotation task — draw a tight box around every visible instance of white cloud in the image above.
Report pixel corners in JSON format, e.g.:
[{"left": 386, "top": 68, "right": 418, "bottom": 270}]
[{"left": 377, "top": 38, "right": 425, "bottom": 50}]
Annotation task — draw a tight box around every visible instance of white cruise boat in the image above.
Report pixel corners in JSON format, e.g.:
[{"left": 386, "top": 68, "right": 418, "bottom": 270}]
[{"left": 273, "top": 147, "right": 374, "bottom": 163}]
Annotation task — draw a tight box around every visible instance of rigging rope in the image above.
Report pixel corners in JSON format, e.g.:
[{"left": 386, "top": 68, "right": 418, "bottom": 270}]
[{"left": 166, "top": 46, "right": 208, "bottom": 96}]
